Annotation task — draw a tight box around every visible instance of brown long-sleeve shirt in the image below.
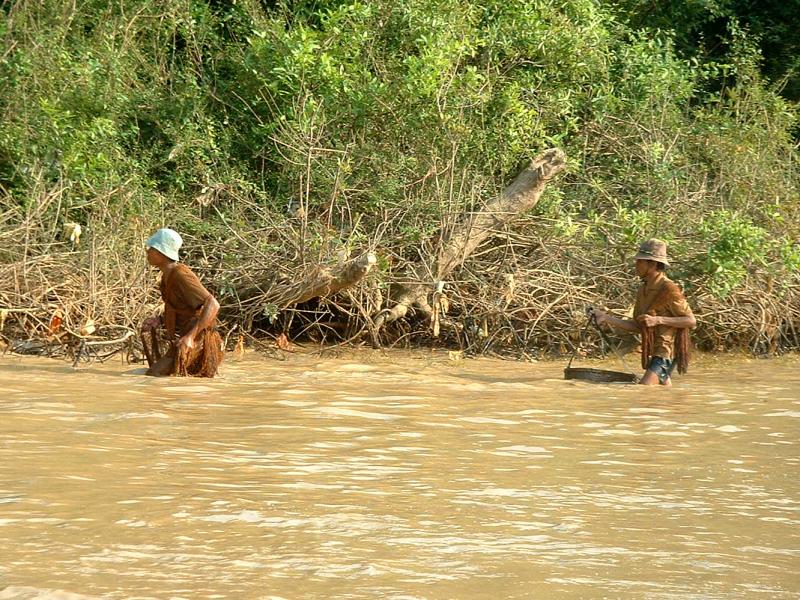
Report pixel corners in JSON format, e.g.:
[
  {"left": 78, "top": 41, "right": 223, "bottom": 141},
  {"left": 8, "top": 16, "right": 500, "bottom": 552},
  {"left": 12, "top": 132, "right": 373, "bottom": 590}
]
[{"left": 633, "top": 272, "right": 693, "bottom": 360}]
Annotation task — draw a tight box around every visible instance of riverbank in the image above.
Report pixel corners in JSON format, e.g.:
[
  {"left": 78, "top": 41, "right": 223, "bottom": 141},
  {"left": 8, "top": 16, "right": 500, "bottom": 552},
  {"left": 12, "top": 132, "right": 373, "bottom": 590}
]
[
  {"left": 1, "top": 343, "right": 797, "bottom": 382},
  {"left": 2, "top": 1, "right": 799, "bottom": 361}
]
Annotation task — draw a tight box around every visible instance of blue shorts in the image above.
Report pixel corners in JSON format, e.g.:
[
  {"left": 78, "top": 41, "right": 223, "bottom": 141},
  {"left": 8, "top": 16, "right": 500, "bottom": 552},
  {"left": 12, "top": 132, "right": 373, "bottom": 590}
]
[{"left": 647, "top": 356, "right": 676, "bottom": 384}]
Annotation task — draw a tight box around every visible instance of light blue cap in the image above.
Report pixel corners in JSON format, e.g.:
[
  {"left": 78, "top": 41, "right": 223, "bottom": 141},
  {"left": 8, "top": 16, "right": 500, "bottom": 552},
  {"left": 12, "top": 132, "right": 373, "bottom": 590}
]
[{"left": 145, "top": 228, "right": 182, "bottom": 261}]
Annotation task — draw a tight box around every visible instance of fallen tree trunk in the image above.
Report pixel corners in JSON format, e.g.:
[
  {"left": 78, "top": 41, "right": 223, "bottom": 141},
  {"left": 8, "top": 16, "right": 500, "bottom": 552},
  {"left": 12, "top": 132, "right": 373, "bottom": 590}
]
[
  {"left": 234, "top": 252, "right": 377, "bottom": 327},
  {"left": 372, "top": 148, "right": 566, "bottom": 344},
  {"left": 270, "top": 252, "right": 377, "bottom": 307}
]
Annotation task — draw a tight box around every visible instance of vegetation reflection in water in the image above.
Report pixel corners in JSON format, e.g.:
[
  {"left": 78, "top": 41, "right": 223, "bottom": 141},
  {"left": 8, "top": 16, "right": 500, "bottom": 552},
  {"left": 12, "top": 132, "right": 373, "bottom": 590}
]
[{"left": 0, "top": 352, "right": 798, "bottom": 599}]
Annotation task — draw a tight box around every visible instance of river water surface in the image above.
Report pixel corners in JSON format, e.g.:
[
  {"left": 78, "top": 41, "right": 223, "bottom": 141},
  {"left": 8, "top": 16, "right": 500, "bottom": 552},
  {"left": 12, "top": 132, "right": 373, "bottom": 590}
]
[{"left": 0, "top": 351, "right": 798, "bottom": 599}]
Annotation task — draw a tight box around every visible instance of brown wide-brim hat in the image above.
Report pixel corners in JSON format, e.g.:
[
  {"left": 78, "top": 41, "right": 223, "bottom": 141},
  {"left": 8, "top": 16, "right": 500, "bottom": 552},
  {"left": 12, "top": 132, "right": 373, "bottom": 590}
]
[{"left": 633, "top": 238, "right": 669, "bottom": 266}]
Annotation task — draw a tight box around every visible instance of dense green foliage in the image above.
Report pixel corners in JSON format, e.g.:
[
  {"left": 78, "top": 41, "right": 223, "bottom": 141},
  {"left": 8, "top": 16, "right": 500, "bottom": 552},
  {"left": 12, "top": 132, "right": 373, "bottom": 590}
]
[
  {"left": 1, "top": 0, "right": 798, "bottom": 351},
  {"left": 612, "top": 0, "right": 800, "bottom": 101}
]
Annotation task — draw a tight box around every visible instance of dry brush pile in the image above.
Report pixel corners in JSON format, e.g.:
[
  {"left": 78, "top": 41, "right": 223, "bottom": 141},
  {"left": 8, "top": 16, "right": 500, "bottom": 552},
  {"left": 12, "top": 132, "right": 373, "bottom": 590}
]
[{"left": 2, "top": 158, "right": 798, "bottom": 366}]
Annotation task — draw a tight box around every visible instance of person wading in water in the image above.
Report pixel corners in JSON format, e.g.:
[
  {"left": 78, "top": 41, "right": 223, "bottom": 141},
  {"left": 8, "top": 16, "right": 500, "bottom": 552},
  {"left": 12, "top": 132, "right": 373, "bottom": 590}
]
[
  {"left": 590, "top": 239, "right": 696, "bottom": 386},
  {"left": 140, "top": 228, "right": 223, "bottom": 377}
]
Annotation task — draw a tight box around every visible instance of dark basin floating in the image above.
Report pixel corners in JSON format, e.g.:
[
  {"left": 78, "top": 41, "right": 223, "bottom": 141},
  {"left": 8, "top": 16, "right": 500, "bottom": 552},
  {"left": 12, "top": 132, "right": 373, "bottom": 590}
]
[{"left": 564, "top": 367, "right": 638, "bottom": 384}]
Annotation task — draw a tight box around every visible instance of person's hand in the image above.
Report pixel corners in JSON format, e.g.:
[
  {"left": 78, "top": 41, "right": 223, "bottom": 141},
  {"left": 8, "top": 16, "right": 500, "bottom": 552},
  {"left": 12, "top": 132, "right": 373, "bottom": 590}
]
[
  {"left": 637, "top": 314, "right": 660, "bottom": 328},
  {"left": 178, "top": 333, "right": 196, "bottom": 353},
  {"left": 590, "top": 308, "right": 608, "bottom": 325},
  {"left": 141, "top": 315, "right": 161, "bottom": 332}
]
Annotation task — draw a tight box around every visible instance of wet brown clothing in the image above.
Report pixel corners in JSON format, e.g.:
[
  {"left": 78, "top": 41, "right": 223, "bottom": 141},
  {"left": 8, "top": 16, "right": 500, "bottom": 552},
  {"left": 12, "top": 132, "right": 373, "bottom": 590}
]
[
  {"left": 633, "top": 272, "right": 692, "bottom": 373},
  {"left": 160, "top": 264, "right": 211, "bottom": 337},
  {"left": 158, "top": 263, "right": 211, "bottom": 338},
  {"left": 146, "top": 264, "right": 222, "bottom": 377}
]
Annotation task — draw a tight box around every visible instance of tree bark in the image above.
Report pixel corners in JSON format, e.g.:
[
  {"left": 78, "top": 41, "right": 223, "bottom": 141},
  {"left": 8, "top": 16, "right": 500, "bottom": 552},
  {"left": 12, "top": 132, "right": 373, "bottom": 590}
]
[
  {"left": 235, "top": 252, "right": 377, "bottom": 325},
  {"left": 372, "top": 148, "right": 566, "bottom": 342},
  {"left": 271, "top": 252, "right": 377, "bottom": 308}
]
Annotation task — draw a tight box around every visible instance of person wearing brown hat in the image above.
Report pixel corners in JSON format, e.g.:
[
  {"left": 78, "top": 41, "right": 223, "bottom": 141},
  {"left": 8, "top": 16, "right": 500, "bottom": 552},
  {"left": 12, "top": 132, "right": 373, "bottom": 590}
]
[{"left": 590, "top": 239, "right": 696, "bottom": 386}]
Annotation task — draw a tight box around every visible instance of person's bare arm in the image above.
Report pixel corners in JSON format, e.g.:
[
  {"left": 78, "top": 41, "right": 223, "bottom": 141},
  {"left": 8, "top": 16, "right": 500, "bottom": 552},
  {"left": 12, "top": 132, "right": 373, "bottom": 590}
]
[
  {"left": 637, "top": 314, "right": 696, "bottom": 329},
  {"left": 178, "top": 295, "right": 220, "bottom": 350},
  {"left": 591, "top": 309, "right": 640, "bottom": 333}
]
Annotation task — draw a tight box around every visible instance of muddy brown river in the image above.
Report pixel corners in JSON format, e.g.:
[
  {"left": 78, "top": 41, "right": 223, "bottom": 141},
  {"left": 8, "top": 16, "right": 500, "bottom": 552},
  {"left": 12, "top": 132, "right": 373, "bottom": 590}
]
[{"left": 0, "top": 351, "right": 798, "bottom": 599}]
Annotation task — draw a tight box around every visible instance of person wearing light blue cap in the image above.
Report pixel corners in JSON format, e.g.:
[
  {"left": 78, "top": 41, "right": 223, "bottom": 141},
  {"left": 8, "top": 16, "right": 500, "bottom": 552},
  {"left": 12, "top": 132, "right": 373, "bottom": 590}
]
[
  {"left": 140, "top": 228, "right": 223, "bottom": 377},
  {"left": 145, "top": 227, "right": 183, "bottom": 261}
]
